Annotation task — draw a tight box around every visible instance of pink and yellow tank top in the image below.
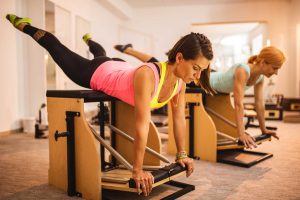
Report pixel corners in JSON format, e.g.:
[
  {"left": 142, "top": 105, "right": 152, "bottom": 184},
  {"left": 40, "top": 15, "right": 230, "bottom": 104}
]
[{"left": 90, "top": 61, "right": 182, "bottom": 109}]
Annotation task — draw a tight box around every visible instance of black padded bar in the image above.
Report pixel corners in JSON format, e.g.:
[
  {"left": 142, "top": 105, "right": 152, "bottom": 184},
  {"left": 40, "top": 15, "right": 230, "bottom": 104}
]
[
  {"left": 237, "top": 134, "right": 271, "bottom": 145},
  {"left": 46, "top": 90, "right": 118, "bottom": 102},
  {"left": 185, "top": 87, "right": 206, "bottom": 94},
  {"left": 128, "top": 163, "right": 185, "bottom": 188}
]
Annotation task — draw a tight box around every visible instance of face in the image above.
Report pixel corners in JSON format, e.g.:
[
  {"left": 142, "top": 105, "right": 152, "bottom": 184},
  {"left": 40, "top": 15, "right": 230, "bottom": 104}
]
[
  {"left": 262, "top": 61, "right": 282, "bottom": 78},
  {"left": 175, "top": 53, "right": 210, "bottom": 83}
]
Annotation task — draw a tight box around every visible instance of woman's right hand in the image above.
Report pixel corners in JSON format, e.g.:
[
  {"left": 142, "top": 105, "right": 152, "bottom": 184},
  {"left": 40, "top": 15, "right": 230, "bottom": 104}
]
[
  {"left": 132, "top": 169, "right": 154, "bottom": 196},
  {"left": 239, "top": 133, "right": 257, "bottom": 149}
]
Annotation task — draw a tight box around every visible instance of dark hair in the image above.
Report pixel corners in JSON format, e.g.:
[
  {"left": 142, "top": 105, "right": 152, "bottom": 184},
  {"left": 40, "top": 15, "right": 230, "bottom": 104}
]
[{"left": 167, "top": 32, "right": 216, "bottom": 95}]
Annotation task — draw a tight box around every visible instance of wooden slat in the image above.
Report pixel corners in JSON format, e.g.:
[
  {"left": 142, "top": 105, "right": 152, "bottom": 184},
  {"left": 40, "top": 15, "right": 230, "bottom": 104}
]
[
  {"left": 115, "top": 101, "right": 161, "bottom": 166},
  {"left": 47, "top": 97, "right": 101, "bottom": 200}
]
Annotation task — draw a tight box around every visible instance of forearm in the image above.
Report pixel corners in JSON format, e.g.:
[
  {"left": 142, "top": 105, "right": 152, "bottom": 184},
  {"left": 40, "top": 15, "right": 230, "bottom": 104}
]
[
  {"left": 255, "top": 103, "right": 266, "bottom": 132},
  {"left": 173, "top": 116, "right": 186, "bottom": 152},
  {"left": 234, "top": 103, "right": 246, "bottom": 136},
  {"left": 133, "top": 130, "right": 148, "bottom": 171}
]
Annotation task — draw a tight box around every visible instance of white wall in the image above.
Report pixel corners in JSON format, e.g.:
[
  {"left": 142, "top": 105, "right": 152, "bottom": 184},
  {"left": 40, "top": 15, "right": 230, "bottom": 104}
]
[
  {"left": 0, "top": 0, "right": 123, "bottom": 133},
  {"left": 0, "top": 0, "right": 20, "bottom": 132},
  {"left": 290, "top": 0, "right": 300, "bottom": 97},
  {"left": 124, "top": 0, "right": 298, "bottom": 97}
]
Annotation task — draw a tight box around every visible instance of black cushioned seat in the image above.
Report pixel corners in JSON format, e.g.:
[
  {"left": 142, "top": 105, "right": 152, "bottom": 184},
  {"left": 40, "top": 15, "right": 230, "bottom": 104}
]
[
  {"left": 46, "top": 90, "right": 118, "bottom": 102},
  {"left": 185, "top": 87, "right": 206, "bottom": 94}
]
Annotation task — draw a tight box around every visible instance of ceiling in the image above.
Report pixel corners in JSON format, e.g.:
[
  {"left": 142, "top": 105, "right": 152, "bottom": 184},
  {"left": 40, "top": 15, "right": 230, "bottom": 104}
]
[
  {"left": 191, "top": 22, "right": 261, "bottom": 42},
  {"left": 123, "top": 0, "right": 281, "bottom": 8}
]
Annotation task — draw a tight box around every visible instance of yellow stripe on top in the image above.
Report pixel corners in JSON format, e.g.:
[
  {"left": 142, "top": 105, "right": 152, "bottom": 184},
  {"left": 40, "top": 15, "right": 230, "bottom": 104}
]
[{"left": 150, "top": 62, "right": 179, "bottom": 109}]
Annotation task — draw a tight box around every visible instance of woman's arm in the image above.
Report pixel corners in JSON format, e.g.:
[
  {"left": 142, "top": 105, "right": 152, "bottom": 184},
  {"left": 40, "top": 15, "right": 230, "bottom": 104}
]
[
  {"left": 171, "top": 84, "right": 186, "bottom": 152},
  {"left": 233, "top": 68, "right": 257, "bottom": 148},
  {"left": 254, "top": 80, "right": 279, "bottom": 139},
  {"left": 132, "top": 66, "right": 155, "bottom": 196},
  {"left": 171, "top": 84, "right": 194, "bottom": 177}
]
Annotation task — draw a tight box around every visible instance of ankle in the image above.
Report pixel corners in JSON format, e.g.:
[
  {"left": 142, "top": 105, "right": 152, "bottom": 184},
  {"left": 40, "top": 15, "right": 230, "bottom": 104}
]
[
  {"left": 16, "top": 23, "right": 27, "bottom": 31},
  {"left": 82, "top": 33, "right": 92, "bottom": 45},
  {"left": 33, "top": 30, "right": 46, "bottom": 41},
  {"left": 123, "top": 47, "right": 133, "bottom": 54}
]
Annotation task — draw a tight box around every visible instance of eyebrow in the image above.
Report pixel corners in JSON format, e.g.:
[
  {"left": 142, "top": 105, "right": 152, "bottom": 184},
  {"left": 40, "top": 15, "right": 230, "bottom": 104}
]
[
  {"left": 194, "top": 64, "right": 202, "bottom": 70},
  {"left": 272, "top": 65, "right": 281, "bottom": 69}
]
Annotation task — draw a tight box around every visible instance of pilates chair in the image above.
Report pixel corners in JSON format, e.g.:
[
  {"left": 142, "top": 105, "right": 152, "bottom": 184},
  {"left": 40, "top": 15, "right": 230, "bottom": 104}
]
[
  {"left": 282, "top": 97, "right": 300, "bottom": 123},
  {"left": 46, "top": 90, "right": 194, "bottom": 200},
  {"left": 168, "top": 88, "right": 273, "bottom": 168}
]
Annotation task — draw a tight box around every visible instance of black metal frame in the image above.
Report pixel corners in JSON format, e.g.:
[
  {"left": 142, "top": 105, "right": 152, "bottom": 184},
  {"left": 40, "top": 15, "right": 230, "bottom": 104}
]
[
  {"left": 98, "top": 100, "right": 118, "bottom": 171},
  {"left": 162, "top": 180, "right": 195, "bottom": 200},
  {"left": 185, "top": 87, "right": 207, "bottom": 160},
  {"left": 54, "top": 111, "right": 81, "bottom": 197},
  {"left": 187, "top": 102, "right": 200, "bottom": 160},
  {"left": 99, "top": 102, "right": 106, "bottom": 171},
  {"left": 217, "top": 149, "right": 273, "bottom": 168},
  {"left": 103, "top": 180, "right": 195, "bottom": 200}
]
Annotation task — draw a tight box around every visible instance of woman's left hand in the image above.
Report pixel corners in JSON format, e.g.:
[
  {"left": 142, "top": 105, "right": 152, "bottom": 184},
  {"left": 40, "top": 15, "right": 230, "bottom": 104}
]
[
  {"left": 176, "top": 157, "right": 194, "bottom": 177},
  {"left": 263, "top": 129, "right": 279, "bottom": 140}
]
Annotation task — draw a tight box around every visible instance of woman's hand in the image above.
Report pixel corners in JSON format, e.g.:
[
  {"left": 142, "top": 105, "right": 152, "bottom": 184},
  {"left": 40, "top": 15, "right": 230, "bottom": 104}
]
[
  {"left": 176, "top": 157, "right": 194, "bottom": 177},
  {"left": 132, "top": 169, "right": 154, "bottom": 196},
  {"left": 262, "top": 129, "right": 279, "bottom": 140},
  {"left": 239, "top": 133, "right": 257, "bottom": 149}
]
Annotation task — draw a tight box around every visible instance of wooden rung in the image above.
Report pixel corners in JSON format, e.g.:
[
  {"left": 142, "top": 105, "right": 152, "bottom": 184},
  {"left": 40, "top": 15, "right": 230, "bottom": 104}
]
[{"left": 217, "top": 131, "right": 237, "bottom": 142}]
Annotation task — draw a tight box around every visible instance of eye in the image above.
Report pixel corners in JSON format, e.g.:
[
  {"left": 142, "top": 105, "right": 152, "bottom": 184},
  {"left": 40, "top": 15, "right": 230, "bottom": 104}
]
[{"left": 193, "top": 65, "right": 202, "bottom": 71}]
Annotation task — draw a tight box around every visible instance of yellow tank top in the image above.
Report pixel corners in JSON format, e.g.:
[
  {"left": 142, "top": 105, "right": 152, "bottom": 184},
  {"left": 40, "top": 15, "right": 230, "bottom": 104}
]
[{"left": 150, "top": 62, "right": 180, "bottom": 109}]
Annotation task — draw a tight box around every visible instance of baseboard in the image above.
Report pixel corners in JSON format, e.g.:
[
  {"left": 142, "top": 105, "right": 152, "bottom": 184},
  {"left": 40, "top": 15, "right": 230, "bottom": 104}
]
[{"left": 0, "top": 128, "right": 23, "bottom": 138}]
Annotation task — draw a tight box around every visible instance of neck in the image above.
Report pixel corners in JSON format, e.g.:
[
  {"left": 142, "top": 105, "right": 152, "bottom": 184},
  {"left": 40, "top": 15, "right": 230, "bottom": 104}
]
[
  {"left": 166, "top": 62, "right": 179, "bottom": 80},
  {"left": 249, "top": 63, "right": 262, "bottom": 78}
]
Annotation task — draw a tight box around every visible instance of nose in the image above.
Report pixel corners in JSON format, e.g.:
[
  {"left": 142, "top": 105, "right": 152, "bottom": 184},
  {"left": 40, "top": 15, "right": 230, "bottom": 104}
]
[{"left": 274, "top": 69, "right": 278, "bottom": 75}]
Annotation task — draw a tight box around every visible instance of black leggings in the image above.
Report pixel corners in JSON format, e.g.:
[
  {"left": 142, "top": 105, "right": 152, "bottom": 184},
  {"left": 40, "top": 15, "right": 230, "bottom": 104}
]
[
  {"left": 23, "top": 25, "right": 115, "bottom": 88},
  {"left": 88, "top": 39, "right": 158, "bottom": 63}
]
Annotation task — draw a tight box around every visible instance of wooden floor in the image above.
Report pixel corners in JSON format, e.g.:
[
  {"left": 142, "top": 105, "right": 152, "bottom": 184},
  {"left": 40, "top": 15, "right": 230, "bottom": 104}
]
[{"left": 0, "top": 120, "right": 300, "bottom": 200}]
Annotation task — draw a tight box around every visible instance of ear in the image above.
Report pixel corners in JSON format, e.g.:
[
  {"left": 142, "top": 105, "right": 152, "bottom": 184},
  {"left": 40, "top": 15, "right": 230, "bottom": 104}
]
[{"left": 175, "top": 52, "right": 183, "bottom": 64}]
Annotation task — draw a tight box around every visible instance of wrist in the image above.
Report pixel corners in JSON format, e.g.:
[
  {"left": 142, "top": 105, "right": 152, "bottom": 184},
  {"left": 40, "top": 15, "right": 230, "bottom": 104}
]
[
  {"left": 133, "top": 165, "right": 143, "bottom": 172},
  {"left": 261, "top": 128, "right": 268, "bottom": 133},
  {"left": 175, "top": 150, "right": 188, "bottom": 161},
  {"left": 238, "top": 133, "right": 245, "bottom": 137}
]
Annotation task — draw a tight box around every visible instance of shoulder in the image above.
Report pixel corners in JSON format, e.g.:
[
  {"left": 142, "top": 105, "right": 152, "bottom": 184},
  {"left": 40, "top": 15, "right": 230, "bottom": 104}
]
[
  {"left": 234, "top": 66, "right": 249, "bottom": 83},
  {"left": 235, "top": 63, "right": 249, "bottom": 76},
  {"left": 135, "top": 65, "right": 155, "bottom": 79},
  {"left": 134, "top": 65, "right": 155, "bottom": 89},
  {"left": 235, "top": 63, "right": 250, "bottom": 75}
]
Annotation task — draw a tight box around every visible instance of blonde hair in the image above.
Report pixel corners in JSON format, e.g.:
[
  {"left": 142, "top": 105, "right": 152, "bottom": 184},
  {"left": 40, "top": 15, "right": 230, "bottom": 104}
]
[{"left": 248, "top": 46, "right": 286, "bottom": 66}]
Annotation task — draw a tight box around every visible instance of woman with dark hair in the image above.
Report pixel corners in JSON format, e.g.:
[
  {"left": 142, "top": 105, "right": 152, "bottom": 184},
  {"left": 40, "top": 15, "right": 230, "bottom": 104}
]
[
  {"left": 84, "top": 34, "right": 215, "bottom": 92},
  {"left": 7, "top": 14, "right": 214, "bottom": 196}
]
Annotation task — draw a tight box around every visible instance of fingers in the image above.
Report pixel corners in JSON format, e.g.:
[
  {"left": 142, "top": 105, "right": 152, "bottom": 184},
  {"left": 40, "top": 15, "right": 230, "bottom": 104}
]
[
  {"left": 269, "top": 132, "right": 279, "bottom": 140},
  {"left": 273, "top": 133, "right": 279, "bottom": 140},
  {"left": 242, "top": 135, "right": 257, "bottom": 149},
  {"left": 177, "top": 159, "right": 186, "bottom": 168},
  {"left": 178, "top": 158, "right": 194, "bottom": 177},
  {"left": 135, "top": 172, "right": 154, "bottom": 196}
]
